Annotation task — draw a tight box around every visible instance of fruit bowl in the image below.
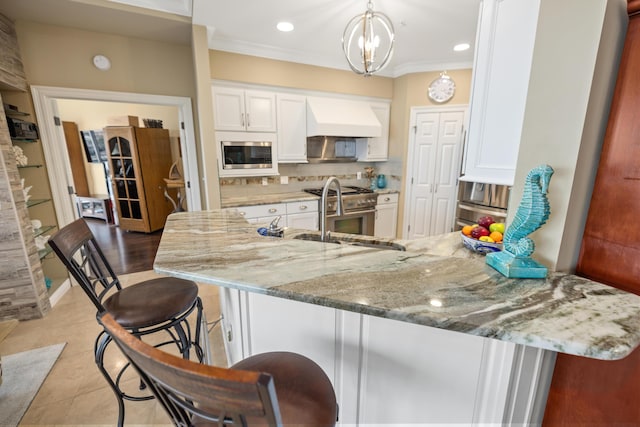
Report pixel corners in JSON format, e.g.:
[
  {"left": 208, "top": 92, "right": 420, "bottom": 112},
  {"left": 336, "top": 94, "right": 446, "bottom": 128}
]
[{"left": 461, "top": 232, "right": 503, "bottom": 255}]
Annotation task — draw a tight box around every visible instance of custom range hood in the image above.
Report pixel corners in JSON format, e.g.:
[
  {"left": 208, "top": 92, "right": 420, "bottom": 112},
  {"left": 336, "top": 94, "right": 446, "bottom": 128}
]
[{"left": 306, "top": 96, "right": 381, "bottom": 138}]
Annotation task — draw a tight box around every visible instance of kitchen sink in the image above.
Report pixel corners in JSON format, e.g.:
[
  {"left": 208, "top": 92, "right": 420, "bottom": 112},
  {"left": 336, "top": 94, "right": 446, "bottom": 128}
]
[{"left": 292, "top": 233, "right": 406, "bottom": 251}]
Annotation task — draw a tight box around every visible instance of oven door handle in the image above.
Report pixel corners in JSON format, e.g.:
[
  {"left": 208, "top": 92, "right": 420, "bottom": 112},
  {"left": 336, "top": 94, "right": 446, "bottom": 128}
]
[{"left": 327, "top": 208, "right": 376, "bottom": 218}]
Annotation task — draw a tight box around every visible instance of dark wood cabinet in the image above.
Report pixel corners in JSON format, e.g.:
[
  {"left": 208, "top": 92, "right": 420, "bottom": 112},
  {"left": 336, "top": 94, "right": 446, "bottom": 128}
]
[
  {"left": 543, "top": 2, "right": 640, "bottom": 425},
  {"left": 105, "top": 126, "right": 174, "bottom": 233}
]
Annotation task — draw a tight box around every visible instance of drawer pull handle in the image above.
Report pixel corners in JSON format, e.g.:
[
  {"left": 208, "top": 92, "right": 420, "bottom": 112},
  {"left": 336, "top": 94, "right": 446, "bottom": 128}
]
[
  {"left": 268, "top": 208, "right": 277, "bottom": 213},
  {"left": 239, "top": 211, "right": 246, "bottom": 216},
  {"left": 299, "top": 205, "right": 308, "bottom": 210},
  {"left": 384, "top": 197, "right": 390, "bottom": 202}
]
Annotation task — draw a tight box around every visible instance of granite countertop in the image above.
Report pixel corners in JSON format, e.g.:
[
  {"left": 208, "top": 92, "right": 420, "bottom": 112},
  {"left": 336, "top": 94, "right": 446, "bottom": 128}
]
[
  {"left": 221, "top": 191, "right": 318, "bottom": 208},
  {"left": 221, "top": 189, "right": 400, "bottom": 208},
  {"left": 154, "top": 210, "right": 640, "bottom": 361}
]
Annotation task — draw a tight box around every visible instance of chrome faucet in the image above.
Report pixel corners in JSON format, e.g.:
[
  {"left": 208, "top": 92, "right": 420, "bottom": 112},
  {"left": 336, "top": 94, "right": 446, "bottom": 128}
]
[{"left": 320, "top": 176, "right": 343, "bottom": 242}]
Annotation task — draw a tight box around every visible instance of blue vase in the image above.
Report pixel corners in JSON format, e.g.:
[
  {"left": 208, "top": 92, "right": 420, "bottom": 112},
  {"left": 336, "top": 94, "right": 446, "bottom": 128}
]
[{"left": 376, "top": 174, "right": 387, "bottom": 189}]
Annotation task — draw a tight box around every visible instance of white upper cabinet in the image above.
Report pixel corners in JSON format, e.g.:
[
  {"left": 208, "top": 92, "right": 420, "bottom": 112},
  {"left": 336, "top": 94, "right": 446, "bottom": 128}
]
[
  {"left": 357, "top": 101, "right": 391, "bottom": 161},
  {"left": 462, "top": 0, "right": 541, "bottom": 186},
  {"left": 212, "top": 86, "right": 277, "bottom": 132},
  {"left": 276, "top": 93, "right": 308, "bottom": 163}
]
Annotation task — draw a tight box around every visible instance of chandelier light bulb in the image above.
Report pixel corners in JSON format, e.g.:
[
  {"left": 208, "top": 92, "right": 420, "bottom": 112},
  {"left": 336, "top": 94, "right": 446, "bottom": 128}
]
[{"left": 342, "top": 0, "right": 395, "bottom": 77}]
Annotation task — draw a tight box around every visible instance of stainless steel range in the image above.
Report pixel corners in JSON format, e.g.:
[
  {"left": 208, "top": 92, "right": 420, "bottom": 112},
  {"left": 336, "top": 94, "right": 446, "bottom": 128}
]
[{"left": 304, "top": 186, "right": 377, "bottom": 235}]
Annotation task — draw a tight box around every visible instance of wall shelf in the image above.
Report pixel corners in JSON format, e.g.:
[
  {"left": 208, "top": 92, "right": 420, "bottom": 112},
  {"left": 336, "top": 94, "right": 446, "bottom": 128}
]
[
  {"left": 5, "top": 109, "right": 30, "bottom": 117},
  {"left": 11, "top": 137, "right": 38, "bottom": 143},
  {"left": 27, "top": 198, "right": 51, "bottom": 208},
  {"left": 33, "top": 225, "right": 55, "bottom": 238},
  {"left": 18, "top": 164, "right": 43, "bottom": 169},
  {"left": 38, "top": 245, "right": 53, "bottom": 260}
]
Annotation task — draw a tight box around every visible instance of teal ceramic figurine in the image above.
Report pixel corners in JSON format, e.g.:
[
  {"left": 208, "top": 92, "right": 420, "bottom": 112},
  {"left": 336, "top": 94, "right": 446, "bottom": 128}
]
[{"left": 486, "top": 164, "right": 554, "bottom": 278}]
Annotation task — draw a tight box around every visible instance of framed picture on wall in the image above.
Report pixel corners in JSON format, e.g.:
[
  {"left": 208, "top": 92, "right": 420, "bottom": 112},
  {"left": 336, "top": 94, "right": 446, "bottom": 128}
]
[{"left": 80, "top": 130, "right": 107, "bottom": 163}]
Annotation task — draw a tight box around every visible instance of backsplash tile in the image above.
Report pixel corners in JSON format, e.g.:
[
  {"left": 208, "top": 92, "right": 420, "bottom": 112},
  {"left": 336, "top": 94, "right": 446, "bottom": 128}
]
[{"left": 219, "top": 161, "right": 402, "bottom": 201}]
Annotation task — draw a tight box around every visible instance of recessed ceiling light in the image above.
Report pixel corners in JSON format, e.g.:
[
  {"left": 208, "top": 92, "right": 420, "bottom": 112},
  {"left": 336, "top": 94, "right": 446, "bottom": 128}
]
[
  {"left": 454, "top": 43, "right": 470, "bottom": 52},
  {"left": 277, "top": 22, "right": 294, "bottom": 32}
]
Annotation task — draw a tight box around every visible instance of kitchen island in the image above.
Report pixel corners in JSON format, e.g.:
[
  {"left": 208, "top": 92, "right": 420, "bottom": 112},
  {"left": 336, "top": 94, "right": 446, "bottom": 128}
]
[{"left": 155, "top": 210, "right": 640, "bottom": 426}]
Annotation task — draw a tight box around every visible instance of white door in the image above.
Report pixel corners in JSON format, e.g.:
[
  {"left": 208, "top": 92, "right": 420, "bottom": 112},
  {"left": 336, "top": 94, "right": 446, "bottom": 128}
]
[{"left": 405, "top": 107, "right": 466, "bottom": 239}]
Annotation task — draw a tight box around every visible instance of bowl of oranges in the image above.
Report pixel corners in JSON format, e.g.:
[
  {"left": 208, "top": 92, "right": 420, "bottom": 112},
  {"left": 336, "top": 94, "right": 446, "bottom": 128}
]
[{"left": 461, "top": 216, "right": 505, "bottom": 255}]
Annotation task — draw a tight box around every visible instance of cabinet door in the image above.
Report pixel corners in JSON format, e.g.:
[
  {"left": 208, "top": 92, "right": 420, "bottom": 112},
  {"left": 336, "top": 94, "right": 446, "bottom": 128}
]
[
  {"left": 134, "top": 128, "right": 174, "bottom": 232},
  {"left": 374, "top": 195, "right": 398, "bottom": 238},
  {"left": 286, "top": 200, "right": 318, "bottom": 230},
  {"left": 106, "top": 127, "right": 150, "bottom": 232},
  {"left": 245, "top": 90, "right": 276, "bottom": 132},
  {"left": 212, "top": 87, "right": 246, "bottom": 131},
  {"left": 277, "top": 93, "right": 307, "bottom": 162},
  {"left": 463, "top": 0, "right": 540, "bottom": 185},
  {"left": 367, "top": 102, "right": 390, "bottom": 160},
  {"left": 242, "top": 292, "right": 337, "bottom": 386},
  {"left": 357, "top": 102, "right": 390, "bottom": 161},
  {"left": 358, "top": 315, "right": 484, "bottom": 425},
  {"left": 287, "top": 212, "right": 318, "bottom": 230}
]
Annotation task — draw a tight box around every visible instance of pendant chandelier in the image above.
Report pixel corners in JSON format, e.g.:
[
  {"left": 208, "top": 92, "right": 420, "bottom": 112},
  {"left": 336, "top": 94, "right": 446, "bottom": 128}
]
[{"left": 342, "top": 0, "right": 395, "bottom": 77}]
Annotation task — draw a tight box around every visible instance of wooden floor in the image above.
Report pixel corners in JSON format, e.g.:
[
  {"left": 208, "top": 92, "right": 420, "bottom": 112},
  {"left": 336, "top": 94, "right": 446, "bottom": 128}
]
[{"left": 85, "top": 218, "right": 163, "bottom": 275}]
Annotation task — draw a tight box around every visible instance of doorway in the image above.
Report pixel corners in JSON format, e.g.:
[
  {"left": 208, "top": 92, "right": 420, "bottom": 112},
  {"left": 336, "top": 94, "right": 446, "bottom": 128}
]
[
  {"left": 31, "top": 86, "right": 202, "bottom": 231},
  {"left": 403, "top": 105, "right": 467, "bottom": 239}
]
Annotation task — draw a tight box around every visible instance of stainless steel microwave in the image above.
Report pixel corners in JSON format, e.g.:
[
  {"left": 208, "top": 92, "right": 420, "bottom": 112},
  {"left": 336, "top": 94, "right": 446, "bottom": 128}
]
[{"left": 216, "top": 132, "right": 279, "bottom": 177}]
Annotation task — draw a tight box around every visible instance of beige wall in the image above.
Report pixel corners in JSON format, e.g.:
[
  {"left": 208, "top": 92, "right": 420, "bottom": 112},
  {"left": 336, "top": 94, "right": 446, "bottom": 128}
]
[
  {"left": 210, "top": 50, "right": 393, "bottom": 99},
  {"left": 511, "top": 0, "right": 626, "bottom": 271},
  {"left": 391, "top": 69, "right": 473, "bottom": 235},
  {"left": 16, "top": 21, "right": 195, "bottom": 98}
]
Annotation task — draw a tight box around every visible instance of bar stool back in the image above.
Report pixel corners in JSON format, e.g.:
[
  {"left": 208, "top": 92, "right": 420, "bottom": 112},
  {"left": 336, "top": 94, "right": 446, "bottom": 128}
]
[
  {"left": 100, "top": 311, "right": 338, "bottom": 426},
  {"left": 48, "top": 218, "right": 205, "bottom": 427}
]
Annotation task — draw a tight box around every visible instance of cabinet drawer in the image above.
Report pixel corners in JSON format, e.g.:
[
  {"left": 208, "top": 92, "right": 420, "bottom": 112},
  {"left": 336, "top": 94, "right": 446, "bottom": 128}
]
[
  {"left": 286, "top": 200, "right": 318, "bottom": 214},
  {"left": 376, "top": 193, "right": 398, "bottom": 205},
  {"left": 233, "top": 203, "right": 286, "bottom": 219}
]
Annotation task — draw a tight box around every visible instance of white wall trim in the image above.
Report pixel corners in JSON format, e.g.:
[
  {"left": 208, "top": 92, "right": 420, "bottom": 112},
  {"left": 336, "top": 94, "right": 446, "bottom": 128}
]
[
  {"left": 30, "top": 85, "right": 202, "bottom": 231},
  {"left": 472, "top": 339, "right": 555, "bottom": 426}
]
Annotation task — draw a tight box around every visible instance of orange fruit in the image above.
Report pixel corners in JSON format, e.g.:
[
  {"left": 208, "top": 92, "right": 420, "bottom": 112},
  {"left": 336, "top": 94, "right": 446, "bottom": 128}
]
[
  {"left": 490, "top": 231, "right": 503, "bottom": 242},
  {"left": 462, "top": 225, "right": 474, "bottom": 236}
]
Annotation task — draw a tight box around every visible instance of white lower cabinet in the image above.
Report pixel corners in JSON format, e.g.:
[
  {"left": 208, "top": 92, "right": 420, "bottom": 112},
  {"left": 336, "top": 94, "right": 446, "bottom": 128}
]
[
  {"left": 219, "top": 291, "right": 549, "bottom": 426},
  {"left": 358, "top": 316, "right": 484, "bottom": 425},
  {"left": 374, "top": 193, "right": 398, "bottom": 238},
  {"left": 224, "top": 199, "right": 319, "bottom": 230},
  {"left": 285, "top": 200, "right": 318, "bottom": 230},
  {"left": 228, "top": 203, "right": 286, "bottom": 226}
]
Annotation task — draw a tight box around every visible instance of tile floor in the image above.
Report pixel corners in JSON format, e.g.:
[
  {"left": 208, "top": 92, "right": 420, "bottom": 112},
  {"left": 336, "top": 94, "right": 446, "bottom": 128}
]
[{"left": 0, "top": 271, "right": 227, "bottom": 426}]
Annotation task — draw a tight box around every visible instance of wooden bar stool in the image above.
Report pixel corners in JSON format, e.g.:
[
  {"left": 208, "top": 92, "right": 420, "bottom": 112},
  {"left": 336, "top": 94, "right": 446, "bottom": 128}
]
[
  {"left": 99, "top": 311, "right": 338, "bottom": 426},
  {"left": 49, "top": 218, "right": 205, "bottom": 427}
]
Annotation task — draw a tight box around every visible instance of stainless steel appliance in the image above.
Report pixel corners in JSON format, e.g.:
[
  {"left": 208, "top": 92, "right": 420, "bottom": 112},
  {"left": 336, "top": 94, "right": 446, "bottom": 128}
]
[
  {"left": 216, "top": 132, "right": 278, "bottom": 177},
  {"left": 306, "top": 136, "right": 358, "bottom": 163},
  {"left": 304, "top": 186, "right": 376, "bottom": 235},
  {"left": 455, "top": 181, "right": 511, "bottom": 229}
]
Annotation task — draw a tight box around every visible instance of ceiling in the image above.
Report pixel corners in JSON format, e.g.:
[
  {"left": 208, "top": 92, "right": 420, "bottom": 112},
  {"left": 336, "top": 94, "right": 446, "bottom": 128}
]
[{"left": 0, "top": 0, "right": 481, "bottom": 78}]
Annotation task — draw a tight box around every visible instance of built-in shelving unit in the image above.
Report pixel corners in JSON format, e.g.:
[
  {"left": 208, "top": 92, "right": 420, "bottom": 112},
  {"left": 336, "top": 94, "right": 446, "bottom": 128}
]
[{"left": 4, "top": 97, "right": 67, "bottom": 298}]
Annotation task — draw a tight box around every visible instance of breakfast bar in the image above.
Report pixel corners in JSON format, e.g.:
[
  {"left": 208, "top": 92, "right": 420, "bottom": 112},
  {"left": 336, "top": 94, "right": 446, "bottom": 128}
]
[{"left": 154, "top": 210, "right": 640, "bottom": 425}]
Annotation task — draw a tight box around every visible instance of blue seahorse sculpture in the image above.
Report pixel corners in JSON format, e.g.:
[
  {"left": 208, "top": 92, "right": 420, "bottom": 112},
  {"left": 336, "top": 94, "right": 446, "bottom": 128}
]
[{"left": 486, "top": 164, "right": 554, "bottom": 278}]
